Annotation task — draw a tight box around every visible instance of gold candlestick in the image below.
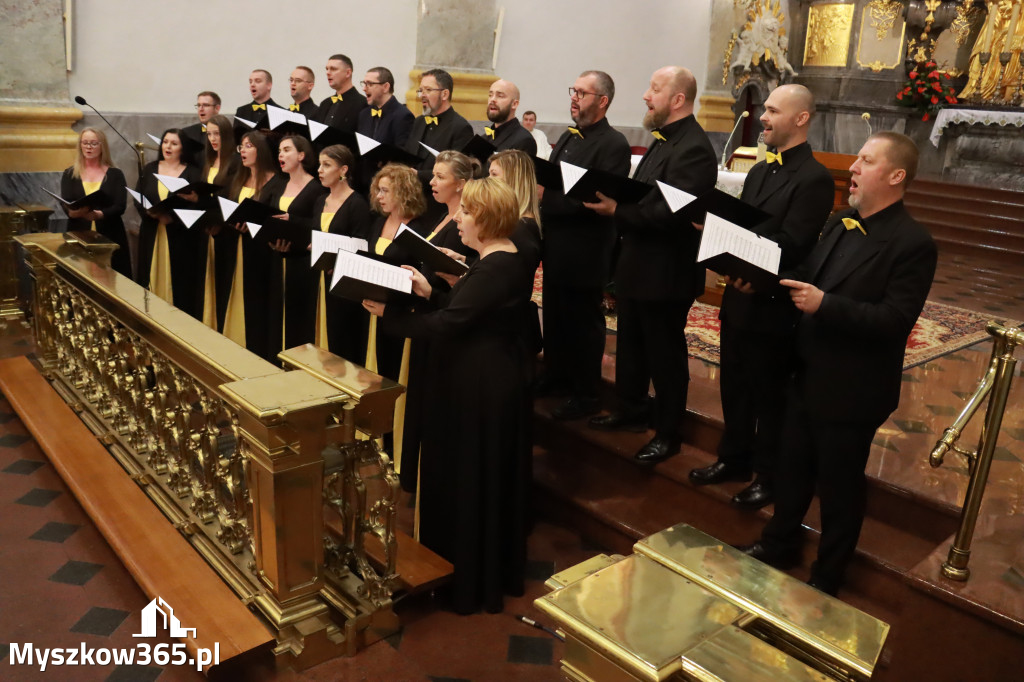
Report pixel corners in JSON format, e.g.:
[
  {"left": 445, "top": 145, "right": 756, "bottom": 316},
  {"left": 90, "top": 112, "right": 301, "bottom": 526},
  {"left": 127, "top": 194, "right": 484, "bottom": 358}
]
[
  {"left": 1015, "top": 51, "right": 1024, "bottom": 105},
  {"left": 997, "top": 51, "right": 1012, "bottom": 103},
  {"left": 972, "top": 52, "right": 993, "bottom": 103}
]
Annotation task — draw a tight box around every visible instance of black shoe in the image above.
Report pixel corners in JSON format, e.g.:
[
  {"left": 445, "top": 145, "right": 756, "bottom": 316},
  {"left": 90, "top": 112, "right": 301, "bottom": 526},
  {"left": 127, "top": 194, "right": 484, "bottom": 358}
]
[
  {"left": 551, "top": 396, "right": 600, "bottom": 421},
  {"left": 731, "top": 478, "right": 774, "bottom": 508},
  {"left": 634, "top": 436, "right": 681, "bottom": 463},
  {"left": 688, "top": 461, "right": 752, "bottom": 486},
  {"left": 589, "top": 409, "right": 648, "bottom": 432},
  {"left": 806, "top": 577, "right": 839, "bottom": 596},
  {"left": 735, "top": 542, "right": 801, "bottom": 570}
]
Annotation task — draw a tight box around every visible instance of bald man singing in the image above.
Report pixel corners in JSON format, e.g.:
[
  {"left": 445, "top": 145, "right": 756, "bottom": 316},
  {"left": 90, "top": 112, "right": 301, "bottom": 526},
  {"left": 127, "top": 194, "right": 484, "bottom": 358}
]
[
  {"left": 484, "top": 79, "right": 537, "bottom": 154},
  {"left": 689, "top": 84, "right": 835, "bottom": 509}
]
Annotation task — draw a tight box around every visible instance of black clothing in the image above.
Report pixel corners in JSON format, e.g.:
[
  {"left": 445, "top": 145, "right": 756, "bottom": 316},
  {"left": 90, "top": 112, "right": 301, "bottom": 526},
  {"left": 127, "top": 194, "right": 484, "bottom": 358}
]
[
  {"left": 356, "top": 95, "right": 415, "bottom": 148},
  {"left": 404, "top": 107, "right": 475, "bottom": 171},
  {"left": 60, "top": 166, "right": 132, "bottom": 277},
  {"left": 313, "top": 87, "right": 367, "bottom": 132},
  {"left": 234, "top": 98, "right": 281, "bottom": 126},
  {"left": 483, "top": 118, "right": 537, "bottom": 155},
  {"left": 288, "top": 98, "right": 319, "bottom": 118}
]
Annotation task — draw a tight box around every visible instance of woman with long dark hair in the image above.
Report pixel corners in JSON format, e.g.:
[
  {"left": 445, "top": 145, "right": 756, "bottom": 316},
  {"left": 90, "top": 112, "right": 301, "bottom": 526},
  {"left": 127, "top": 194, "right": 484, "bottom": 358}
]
[{"left": 200, "top": 114, "right": 238, "bottom": 328}]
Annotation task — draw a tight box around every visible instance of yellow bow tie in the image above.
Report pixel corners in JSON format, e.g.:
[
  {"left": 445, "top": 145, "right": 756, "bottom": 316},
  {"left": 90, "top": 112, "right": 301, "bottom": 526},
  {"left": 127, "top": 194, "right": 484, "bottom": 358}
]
[
  {"left": 842, "top": 217, "right": 866, "bottom": 235},
  {"left": 651, "top": 130, "right": 666, "bottom": 142},
  {"left": 766, "top": 150, "right": 783, "bottom": 165},
  {"left": 484, "top": 126, "right": 495, "bottom": 138},
  {"left": 331, "top": 94, "right": 342, "bottom": 103},
  {"left": 371, "top": 108, "right": 382, "bottom": 118},
  {"left": 201, "top": 125, "right": 206, "bottom": 133},
  {"left": 252, "top": 103, "right": 266, "bottom": 111},
  {"left": 568, "top": 126, "right": 584, "bottom": 139},
  {"left": 424, "top": 116, "right": 439, "bottom": 125},
  {"left": 289, "top": 104, "right": 300, "bottom": 112}
]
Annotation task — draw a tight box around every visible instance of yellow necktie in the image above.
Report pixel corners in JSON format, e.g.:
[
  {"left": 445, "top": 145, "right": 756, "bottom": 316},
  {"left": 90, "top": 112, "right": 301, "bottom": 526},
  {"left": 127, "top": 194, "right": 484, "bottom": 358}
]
[
  {"left": 289, "top": 104, "right": 299, "bottom": 112},
  {"left": 252, "top": 103, "right": 266, "bottom": 111},
  {"left": 651, "top": 130, "right": 666, "bottom": 142},
  {"left": 371, "top": 108, "right": 382, "bottom": 118},
  {"left": 201, "top": 125, "right": 206, "bottom": 133},
  {"left": 766, "top": 150, "right": 783, "bottom": 165},
  {"left": 842, "top": 217, "right": 866, "bottom": 235},
  {"left": 484, "top": 126, "right": 495, "bottom": 138},
  {"left": 424, "top": 116, "right": 439, "bottom": 125},
  {"left": 568, "top": 126, "right": 583, "bottom": 139},
  {"left": 332, "top": 94, "right": 342, "bottom": 103}
]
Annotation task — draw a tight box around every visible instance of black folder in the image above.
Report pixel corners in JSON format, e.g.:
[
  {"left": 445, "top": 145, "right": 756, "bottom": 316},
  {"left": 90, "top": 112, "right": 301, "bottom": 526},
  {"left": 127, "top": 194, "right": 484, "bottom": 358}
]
[
  {"left": 251, "top": 218, "right": 312, "bottom": 250},
  {"left": 393, "top": 228, "right": 469, "bottom": 276},
  {"left": 358, "top": 137, "right": 421, "bottom": 168},
  {"left": 462, "top": 135, "right": 497, "bottom": 166},
  {"left": 330, "top": 276, "right": 418, "bottom": 306},
  {"left": 531, "top": 157, "right": 562, "bottom": 191},
  {"left": 43, "top": 187, "right": 110, "bottom": 211},
  {"left": 228, "top": 198, "right": 278, "bottom": 225},
  {"left": 312, "top": 251, "right": 337, "bottom": 270},
  {"left": 684, "top": 188, "right": 771, "bottom": 229},
  {"left": 564, "top": 166, "right": 652, "bottom": 204},
  {"left": 308, "top": 122, "right": 358, "bottom": 151},
  {"left": 699, "top": 252, "right": 779, "bottom": 293}
]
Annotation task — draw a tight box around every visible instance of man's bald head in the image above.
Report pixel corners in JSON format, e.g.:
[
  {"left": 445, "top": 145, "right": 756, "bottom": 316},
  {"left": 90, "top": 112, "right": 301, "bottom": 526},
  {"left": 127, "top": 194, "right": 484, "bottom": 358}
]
[
  {"left": 487, "top": 79, "right": 521, "bottom": 124},
  {"left": 760, "top": 83, "right": 815, "bottom": 151},
  {"left": 665, "top": 67, "right": 698, "bottom": 106},
  {"left": 644, "top": 66, "right": 698, "bottom": 129}
]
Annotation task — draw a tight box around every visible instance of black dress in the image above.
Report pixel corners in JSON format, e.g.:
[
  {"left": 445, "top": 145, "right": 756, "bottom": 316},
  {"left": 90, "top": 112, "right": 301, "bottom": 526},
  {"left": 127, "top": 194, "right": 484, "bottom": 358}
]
[
  {"left": 383, "top": 251, "right": 535, "bottom": 614},
  {"left": 59, "top": 167, "right": 132, "bottom": 277}
]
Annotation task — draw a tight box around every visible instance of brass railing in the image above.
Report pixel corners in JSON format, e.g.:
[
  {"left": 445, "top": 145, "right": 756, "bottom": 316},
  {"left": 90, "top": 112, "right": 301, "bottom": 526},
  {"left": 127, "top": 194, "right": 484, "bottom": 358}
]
[
  {"left": 929, "top": 321, "right": 1024, "bottom": 581},
  {"left": 15, "top": 231, "right": 405, "bottom": 668}
]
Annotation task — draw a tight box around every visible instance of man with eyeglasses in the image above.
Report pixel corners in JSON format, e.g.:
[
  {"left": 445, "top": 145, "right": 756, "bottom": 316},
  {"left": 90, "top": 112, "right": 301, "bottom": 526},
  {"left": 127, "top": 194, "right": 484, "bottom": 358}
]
[
  {"left": 537, "top": 70, "right": 631, "bottom": 423},
  {"left": 483, "top": 79, "right": 536, "bottom": 155},
  {"left": 356, "top": 66, "right": 414, "bottom": 148},
  {"left": 403, "top": 69, "right": 473, "bottom": 171},
  {"left": 313, "top": 54, "right": 367, "bottom": 132},
  {"left": 234, "top": 69, "right": 280, "bottom": 127},
  {"left": 288, "top": 66, "right": 319, "bottom": 118},
  {"left": 181, "top": 91, "right": 220, "bottom": 167}
]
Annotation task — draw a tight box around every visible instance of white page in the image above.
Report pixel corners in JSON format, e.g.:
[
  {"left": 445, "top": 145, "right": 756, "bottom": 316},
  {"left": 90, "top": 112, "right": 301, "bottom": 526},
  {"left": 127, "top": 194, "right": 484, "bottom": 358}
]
[
  {"left": 355, "top": 132, "right": 380, "bottom": 156},
  {"left": 174, "top": 209, "right": 205, "bottom": 229},
  {"left": 419, "top": 142, "right": 440, "bottom": 157},
  {"left": 559, "top": 161, "right": 587, "bottom": 192},
  {"left": 147, "top": 133, "right": 162, "bottom": 146},
  {"left": 330, "top": 249, "right": 412, "bottom": 292},
  {"left": 246, "top": 222, "right": 262, "bottom": 238},
  {"left": 656, "top": 180, "right": 698, "bottom": 213},
  {"left": 154, "top": 173, "right": 189, "bottom": 193},
  {"left": 311, "top": 231, "right": 367, "bottom": 265},
  {"left": 267, "top": 105, "right": 306, "bottom": 129},
  {"left": 308, "top": 120, "right": 328, "bottom": 141},
  {"left": 217, "top": 196, "right": 239, "bottom": 221},
  {"left": 125, "top": 187, "right": 152, "bottom": 210},
  {"left": 698, "top": 214, "right": 781, "bottom": 274},
  {"left": 235, "top": 116, "right": 257, "bottom": 129}
]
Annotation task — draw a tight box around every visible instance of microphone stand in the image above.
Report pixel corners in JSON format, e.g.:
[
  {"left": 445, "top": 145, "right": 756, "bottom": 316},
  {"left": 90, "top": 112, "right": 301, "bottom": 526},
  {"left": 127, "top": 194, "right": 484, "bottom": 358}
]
[
  {"left": 719, "top": 111, "right": 750, "bottom": 170},
  {"left": 74, "top": 96, "right": 144, "bottom": 182}
]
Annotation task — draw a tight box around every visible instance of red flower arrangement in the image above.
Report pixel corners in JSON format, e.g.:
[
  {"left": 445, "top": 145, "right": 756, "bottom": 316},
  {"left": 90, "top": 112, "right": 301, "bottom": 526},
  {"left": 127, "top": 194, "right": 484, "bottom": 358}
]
[{"left": 896, "top": 60, "right": 958, "bottom": 121}]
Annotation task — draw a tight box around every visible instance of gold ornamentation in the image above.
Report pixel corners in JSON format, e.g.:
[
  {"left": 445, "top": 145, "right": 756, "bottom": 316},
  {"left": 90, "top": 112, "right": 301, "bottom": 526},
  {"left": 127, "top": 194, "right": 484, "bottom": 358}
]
[
  {"left": 950, "top": 0, "right": 982, "bottom": 47},
  {"left": 723, "top": 32, "right": 738, "bottom": 85},
  {"left": 730, "top": 0, "right": 797, "bottom": 76},
  {"left": 804, "top": 3, "right": 856, "bottom": 67},
  {"left": 858, "top": 4, "right": 908, "bottom": 71},
  {"left": 868, "top": 0, "right": 904, "bottom": 40}
]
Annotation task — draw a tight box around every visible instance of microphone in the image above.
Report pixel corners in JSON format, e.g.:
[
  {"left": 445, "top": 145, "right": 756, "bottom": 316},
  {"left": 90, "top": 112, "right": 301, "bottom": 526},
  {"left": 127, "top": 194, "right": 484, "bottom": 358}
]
[
  {"left": 74, "top": 95, "right": 144, "bottom": 179},
  {"left": 861, "top": 112, "right": 872, "bottom": 138},
  {"left": 720, "top": 111, "right": 750, "bottom": 170}
]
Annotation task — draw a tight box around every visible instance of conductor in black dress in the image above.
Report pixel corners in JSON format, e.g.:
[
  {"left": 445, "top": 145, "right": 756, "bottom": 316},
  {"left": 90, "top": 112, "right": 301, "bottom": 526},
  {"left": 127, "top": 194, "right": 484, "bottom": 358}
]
[
  {"left": 234, "top": 69, "right": 281, "bottom": 126},
  {"left": 356, "top": 66, "right": 415, "bottom": 148},
  {"left": 689, "top": 85, "right": 835, "bottom": 508},
  {"left": 586, "top": 66, "right": 717, "bottom": 463},
  {"left": 313, "top": 54, "right": 367, "bottom": 131},
  {"left": 404, "top": 69, "right": 474, "bottom": 171},
  {"left": 740, "top": 132, "right": 937, "bottom": 596},
  {"left": 483, "top": 79, "right": 537, "bottom": 155},
  {"left": 540, "top": 70, "right": 631, "bottom": 421}
]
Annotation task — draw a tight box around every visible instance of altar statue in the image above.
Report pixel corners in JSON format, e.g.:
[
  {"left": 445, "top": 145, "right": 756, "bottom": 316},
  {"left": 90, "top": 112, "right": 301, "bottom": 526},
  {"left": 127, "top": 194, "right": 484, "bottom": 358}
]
[{"left": 959, "top": 0, "right": 1024, "bottom": 102}]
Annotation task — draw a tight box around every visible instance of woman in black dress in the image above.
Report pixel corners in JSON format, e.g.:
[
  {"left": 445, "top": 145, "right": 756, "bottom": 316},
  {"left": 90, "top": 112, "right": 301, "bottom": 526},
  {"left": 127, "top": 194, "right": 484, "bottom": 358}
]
[
  {"left": 60, "top": 128, "right": 132, "bottom": 277},
  {"left": 363, "top": 177, "right": 534, "bottom": 615},
  {"left": 199, "top": 114, "right": 238, "bottom": 329},
  {"left": 488, "top": 149, "right": 543, "bottom": 275}
]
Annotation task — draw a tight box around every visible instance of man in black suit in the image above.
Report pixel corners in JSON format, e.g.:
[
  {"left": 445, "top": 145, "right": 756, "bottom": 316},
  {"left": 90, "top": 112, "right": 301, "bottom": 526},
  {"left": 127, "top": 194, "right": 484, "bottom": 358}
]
[
  {"left": 287, "top": 66, "right": 319, "bottom": 118},
  {"left": 314, "top": 54, "right": 367, "bottom": 131},
  {"left": 741, "top": 132, "right": 937, "bottom": 596},
  {"left": 540, "top": 70, "right": 631, "bottom": 421},
  {"left": 234, "top": 69, "right": 280, "bottom": 125},
  {"left": 181, "top": 91, "right": 220, "bottom": 167},
  {"left": 483, "top": 79, "right": 537, "bottom": 155},
  {"left": 586, "top": 66, "right": 717, "bottom": 463},
  {"left": 404, "top": 69, "right": 474, "bottom": 171},
  {"left": 689, "top": 84, "right": 835, "bottom": 509},
  {"left": 357, "top": 66, "right": 415, "bottom": 148}
]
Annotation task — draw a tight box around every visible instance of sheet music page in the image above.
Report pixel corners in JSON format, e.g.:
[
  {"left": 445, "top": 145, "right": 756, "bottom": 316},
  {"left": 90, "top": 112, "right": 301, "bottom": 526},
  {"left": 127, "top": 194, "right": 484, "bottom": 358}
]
[
  {"left": 236, "top": 117, "right": 256, "bottom": 129},
  {"left": 147, "top": 133, "right": 162, "bottom": 146},
  {"left": 420, "top": 142, "right": 440, "bottom": 157},
  {"left": 174, "top": 209, "right": 205, "bottom": 228},
  {"left": 154, "top": 173, "right": 189, "bottom": 193},
  {"left": 311, "top": 231, "right": 367, "bottom": 265},
  {"left": 699, "top": 214, "right": 781, "bottom": 273},
  {"left": 125, "top": 187, "right": 152, "bottom": 209},
  {"left": 355, "top": 132, "right": 380, "bottom": 156},
  {"left": 656, "top": 180, "right": 697, "bottom": 213},
  {"left": 217, "top": 196, "right": 239, "bottom": 221},
  {"left": 559, "top": 161, "right": 587, "bottom": 192},
  {"left": 246, "top": 222, "right": 262, "bottom": 238},
  {"left": 267, "top": 105, "right": 289, "bottom": 130},
  {"left": 330, "top": 250, "right": 413, "bottom": 292},
  {"left": 308, "top": 120, "right": 328, "bottom": 141}
]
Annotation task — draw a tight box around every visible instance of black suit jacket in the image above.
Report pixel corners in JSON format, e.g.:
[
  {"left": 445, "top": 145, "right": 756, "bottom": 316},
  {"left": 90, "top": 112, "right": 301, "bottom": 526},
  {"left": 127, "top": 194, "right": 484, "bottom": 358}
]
[
  {"left": 484, "top": 118, "right": 537, "bottom": 155},
  {"left": 541, "top": 118, "right": 631, "bottom": 288},
  {"left": 720, "top": 142, "right": 835, "bottom": 334},
  {"left": 613, "top": 115, "right": 717, "bottom": 300},
  {"left": 794, "top": 201, "right": 937, "bottom": 424},
  {"left": 357, "top": 95, "right": 415, "bottom": 148},
  {"left": 313, "top": 87, "right": 368, "bottom": 131},
  {"left": 404, "top": 107, "right": 475, "bottom": 170},
  {"left": 234, "top": 98, "right": 281, "bottom": 125},
  {"left": 180, "top": 123, "right": 209, "bottom": 168}
]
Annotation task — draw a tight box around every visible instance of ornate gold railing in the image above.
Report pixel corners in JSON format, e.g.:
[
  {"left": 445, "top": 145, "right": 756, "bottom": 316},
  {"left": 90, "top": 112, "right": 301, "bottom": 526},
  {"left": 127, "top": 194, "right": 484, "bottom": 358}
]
[
  {"left": 15, "top": 231, "right": 405, "bottom": 668},
  {"left": 929, "top": 321, "right": 1023, "bottom": 581}
]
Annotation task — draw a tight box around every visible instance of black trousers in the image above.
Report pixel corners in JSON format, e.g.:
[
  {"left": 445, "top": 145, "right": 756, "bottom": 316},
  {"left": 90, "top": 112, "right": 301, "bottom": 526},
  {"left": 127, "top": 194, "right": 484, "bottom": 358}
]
[
  {"left": 760, "top": 387, "right": 882, "bottom": 591},
  {"left": 717, "top": 321, "right": 796, "bottom": 477},
  {"left": 542, "top": 284, "right": 605, "bottom": 399},
  {"left": 614, "top": 297, "right": 692, "bottom": 438}
]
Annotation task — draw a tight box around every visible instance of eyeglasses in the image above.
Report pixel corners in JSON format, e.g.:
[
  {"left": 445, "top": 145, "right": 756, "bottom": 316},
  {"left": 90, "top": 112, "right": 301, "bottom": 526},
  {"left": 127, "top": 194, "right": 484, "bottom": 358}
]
[
  {"left": 569, "top": 87, "right": 600, "bottom": 100},
  {"left": 195, "top": 102, "right": 216, "bottom": 109},
  {"left": 288, "top": 78, "right": 311, "bottom": 84},
  {"left": 416, "top": 87, "right": 442, "bottom": 96},
  {"left": 360, "top": 80, "right": 384, "bottom": 88},
  {"left": 81, "top": 140, "right": 101, "bottom": 147},
  {"left": 236, "top": 143, "right": 255, "bottom": 152}
]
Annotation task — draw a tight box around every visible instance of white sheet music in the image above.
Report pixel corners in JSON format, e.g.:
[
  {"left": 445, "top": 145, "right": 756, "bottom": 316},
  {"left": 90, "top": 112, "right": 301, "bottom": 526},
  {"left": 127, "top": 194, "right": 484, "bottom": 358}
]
[
  {"left": 559, "top": 161, "right": 587, "bottom": 192},
  {"left": 217, "top": 196, "right": 239, "bottom": 221},
  {"left": 311, "top": 231, "right": 367, "bottom": 265},
  {"left": 356, "top": 132, "right": 380, "bottom": 156},
  {"left": 267, "top": 105, "right": 306, "bottom": 130},
  {"left": 308, "top": 120, "right": 328, "bottom": 141},
  {"left": 246, "top": 222, "right": 262, "bottom": 238},
  {"left": 656, "top": 180, "right": 697, "bottom": 213},
  {"left": 174, "top": 209, "right": 205, "bottom": 228},
  {"left": 146, "top": 133, "right": 162, "bottom": 146},
  {"left": 154, "top": 173, "right": 188, "bottom": 193},
  {"left": 125, "top": 187, "right": 152, "bottom": 210},
  {"left": 698, "top": 214, "right": 781, "bottom": 274},
  {"left": 419, "top": 142, "right": 440, "bottom": 157},
  {"left": 235, "top": 117, "right": 257, "bottom": 129},
  {"left": 330, "top": 250, "right": 413, "bottom": 292}
]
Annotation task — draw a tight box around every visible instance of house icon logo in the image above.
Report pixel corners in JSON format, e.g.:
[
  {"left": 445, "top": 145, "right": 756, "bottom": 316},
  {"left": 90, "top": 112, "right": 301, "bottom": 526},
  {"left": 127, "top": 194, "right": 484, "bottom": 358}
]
[{"left": 133, "top": 597, "right": 197, "bottom": 639}]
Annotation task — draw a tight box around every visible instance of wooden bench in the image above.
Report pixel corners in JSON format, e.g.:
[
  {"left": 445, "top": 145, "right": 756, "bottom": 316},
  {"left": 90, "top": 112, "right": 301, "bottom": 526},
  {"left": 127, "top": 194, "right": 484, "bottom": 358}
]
[{"left": 0, "top": 356, "right": 274, "bottom": 672}]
